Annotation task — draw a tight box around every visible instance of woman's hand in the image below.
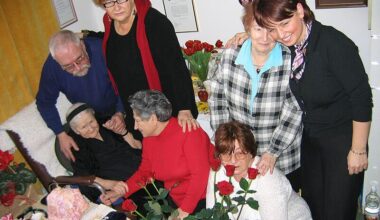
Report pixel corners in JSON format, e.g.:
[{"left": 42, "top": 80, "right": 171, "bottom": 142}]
[
  {"left": 257, "top": 153, "right": 277, "bottom": 175},
  {"left": 225, "top": 32, "right": 249, "bottom": 48},
  {"left": 169, "top": 208, "right": 189, "bottom": 220},
  {"left": 103, "top": 112, "right": 126, "bottom": 134},
  {"left": 177, "top": 110, "right": 199, "bottom": 132},
  {"left": 347, "top": 150, "right": 368, "bottom": 175}
]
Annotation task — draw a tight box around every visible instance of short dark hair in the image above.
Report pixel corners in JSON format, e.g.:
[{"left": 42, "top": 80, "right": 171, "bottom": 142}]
[
  {"left": 128, "top": 90, "right": 172, "bottom": 122},
  {"left": 253, "top": 0, "right": 315, "bottom": 29},
  {"left": 214, "top": 121, "right": 257, "bottom": 158}
]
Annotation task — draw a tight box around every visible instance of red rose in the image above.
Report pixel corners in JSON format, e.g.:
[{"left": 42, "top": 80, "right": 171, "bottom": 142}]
[
  {"left": 215, "top": 40, "right": 223, "bottom": 48},
  {"left": 185, "top": 40, "right": 194, "bottom": 48},
  {"left": 183, "top": 47, "right": 195, "bottom": 56},
  {"left": 121, "top": 199, "right": 137, "bottom": 212},
  {"left": 247, "top": 168, "right": 259, "bottom": 180},
  {"left": 193, "top": 43, "right": 203, "bottom": 52},
  {"left": 0, "top": 150, "right": 14, "bottom": 171},
  {"left": 224, "top": 164, "right": 235, "bottom": 177},
  {"left": 216, "top": 180, "right": 234, "bottom": 196},
  {"left": 137, "top": 171, "right": 154, "bottom": 187},
  {"left": 0, "top": 192, "right": 16, "bottom": 207},
  {"left": 209, "top": 157, "right": 221, "bottom": 171},
  {"left": 204, "top": 44, "right": 214, "bottom": 52}
]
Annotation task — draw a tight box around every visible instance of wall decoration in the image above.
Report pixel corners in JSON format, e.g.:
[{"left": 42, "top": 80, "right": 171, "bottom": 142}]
[
  {"left": 162, "top": 0, "right": 198, "bottom": 33},
  {"left": 51, "top": 0, "right": 78, "bottom": 28},
  {"left": 316, "top": 0, "right": 367, "bottom": 8}
]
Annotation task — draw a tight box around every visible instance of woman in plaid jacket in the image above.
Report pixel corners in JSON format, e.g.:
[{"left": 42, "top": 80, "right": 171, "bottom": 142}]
[{"left": 208, "top": 3, "right": 303, "bottom": 190}]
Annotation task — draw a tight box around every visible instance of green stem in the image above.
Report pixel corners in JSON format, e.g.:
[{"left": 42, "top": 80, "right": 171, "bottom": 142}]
[
  {"left": 134, "top": 210, "right": 147, "bottom": 220},
  {"left": 236, "top": 179, "right": 253, "bottom": 220},
  {"left": 142, "top": 186, "right": 154, "bottom": 201},
  {"left": 151, "top": 181, "right": 160, "bottom": 194},
  {"left": 213, "top": 171, "right": 217, "bottom": 204}
]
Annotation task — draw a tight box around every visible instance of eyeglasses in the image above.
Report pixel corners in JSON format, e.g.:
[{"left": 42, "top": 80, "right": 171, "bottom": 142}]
[
  {"left": 219, "top": 151, "right": 248, "bottom": 162},
  {"left": 103, "top": 0, "right": 129, "bottom": 8},
  {"left": 61, "top": 52, "right": 87, "bottom": 72}
]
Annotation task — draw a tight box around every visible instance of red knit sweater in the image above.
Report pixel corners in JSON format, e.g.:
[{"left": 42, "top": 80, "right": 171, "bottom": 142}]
[{"left": 125, "top": 118, "right": 211, "bottom": 213}]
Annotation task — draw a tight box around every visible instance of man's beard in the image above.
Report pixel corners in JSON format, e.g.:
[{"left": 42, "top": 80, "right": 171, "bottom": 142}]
[{"left": 72, "top": 64, "right": 91, "bottom": 77}]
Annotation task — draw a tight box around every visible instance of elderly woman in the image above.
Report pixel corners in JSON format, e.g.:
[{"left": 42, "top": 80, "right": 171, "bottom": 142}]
[
  {"left": 102, "top": 90, "right": 211, "bottom": 219},
  {"left": 208, "top": 2, "right": 303, "bottom": 191},
  {"left": 207, "top": 121, "right": 311, "bottom": 220},
  {"left": 65, "top": 103, "right": 142, "bottom": 202}
]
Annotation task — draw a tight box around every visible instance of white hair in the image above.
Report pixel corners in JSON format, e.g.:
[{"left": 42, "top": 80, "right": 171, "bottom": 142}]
[{"left": 49, "top": 30, "right": 81, "bottom": 58}]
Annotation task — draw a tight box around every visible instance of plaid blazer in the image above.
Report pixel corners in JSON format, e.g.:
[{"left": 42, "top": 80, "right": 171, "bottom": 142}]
[{"left": 208, "top": 45, "right": 303, "bottom": 174}]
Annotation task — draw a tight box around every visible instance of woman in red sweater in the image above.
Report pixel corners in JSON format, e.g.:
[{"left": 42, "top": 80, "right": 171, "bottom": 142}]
[{"left": 101, "top": 90, "right": 211, "bottom": 219}]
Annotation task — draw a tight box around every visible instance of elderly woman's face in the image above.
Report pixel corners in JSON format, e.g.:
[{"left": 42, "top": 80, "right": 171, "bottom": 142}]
[
  {"left": 103, "top": 0, "right": 135, "bottom": 23},
  {"left": 133, "top": 111, "right": 155, "bottom": 137},
  {"left": 73, "top": 112, "right": 99, "bottom": 139},
  {"left": 220, "top": 140, "right": 253, "bottom": 177},
  {"left": 249, "top": 20, "right": 275, "bottom": 56}
]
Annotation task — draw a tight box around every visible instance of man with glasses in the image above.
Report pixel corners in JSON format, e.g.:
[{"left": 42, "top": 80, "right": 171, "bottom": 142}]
[{"left": 36, "top": 30, "right": 126, "bottom": 162}]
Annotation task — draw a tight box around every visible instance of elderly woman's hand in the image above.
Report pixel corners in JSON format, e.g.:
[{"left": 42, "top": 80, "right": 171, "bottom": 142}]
[
  {"left": 103, "top": 112, "right": 126, "bottom": 134},
  {"left": 177, "top": 110, "right": 199, "bottom": 132},
  {"left": 257, "top": 152, "right": 277, "bottom": 175},
  {"left": 225, "top": 32, "right": 249, "bottom": 48}
]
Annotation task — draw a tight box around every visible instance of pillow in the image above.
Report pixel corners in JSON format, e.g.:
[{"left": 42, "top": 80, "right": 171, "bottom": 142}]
[{"left": 0, "top": 93, "right": 71, "bottom": 177}]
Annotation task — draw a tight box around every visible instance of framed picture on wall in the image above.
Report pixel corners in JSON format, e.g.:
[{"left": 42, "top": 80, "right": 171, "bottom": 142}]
[
  {"left": 51, "top": 0, "right": 78, "bottom": 28},
  {"left": 162, "top": 0, "right": 198, "bottom": 33},
  {"left": 316, "top": 0, "right": 367, "bottom": 8}
]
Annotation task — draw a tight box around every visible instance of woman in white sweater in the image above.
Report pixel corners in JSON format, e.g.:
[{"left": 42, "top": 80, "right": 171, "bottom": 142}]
[{"left": 206, "top": 121, "right": 311, "bottom": 220}]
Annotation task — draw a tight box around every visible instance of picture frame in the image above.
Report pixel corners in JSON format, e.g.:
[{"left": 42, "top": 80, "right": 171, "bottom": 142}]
[
  {"left": 316, "top": 0, "right": 367, "bottom": 9},
  {"left": 51, "top": 0, "right": 78, "bottom": 28},
  {"left": 162, "top": 0, "right": 199, "bottom": 33}
]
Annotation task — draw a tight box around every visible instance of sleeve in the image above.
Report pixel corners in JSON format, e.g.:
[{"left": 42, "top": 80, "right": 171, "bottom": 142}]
[
  {"left": 206, "top": 169, "right": 216, "bottom": 208},
  {"left": 125, "top": 141, "right": 152, "bottom": 198},
  {"left": 180, "top": 131, "right": 211, "bottom": 213},
  {"left": 115, "top": 95, "right": 125, "bottom": 113},
  {"left": 35, "top": 58, "right": 64, "bottom": 135},
  {"left": 267, "top": 86, "right": 303, "bottom": 157},
  {"left": 256, "top": 169, "right": 293, "bottom": 220},
  {"left": 208, "top": 53, "right": 231, "bottom": 132},
  {"left": 327, "top": 30, "right": 372, "bottom": 122},
  {"left": 146, "top": 10, "right": 197, "bottom": 117}
]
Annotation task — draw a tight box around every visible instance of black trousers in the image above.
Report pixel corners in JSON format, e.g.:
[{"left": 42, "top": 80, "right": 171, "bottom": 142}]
[{"left": 301, "top": 127, "right": 364, "bottom": 220}]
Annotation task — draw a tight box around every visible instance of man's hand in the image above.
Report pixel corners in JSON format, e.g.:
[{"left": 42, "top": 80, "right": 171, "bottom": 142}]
[
  {"left": 225, "top": 32, "right": 249, "bottom": 48},
  {"left": 103, "top": 112, "right": 126, "bottom": 134},
  {"left": 177, "top": 110, "right": 199, "bottom": 132},
  {"left": 257, "top": 152, "right": 277, "bottom": 175},
  {"left": 57, "top": 132, "right": 79, "bottom": 161}
]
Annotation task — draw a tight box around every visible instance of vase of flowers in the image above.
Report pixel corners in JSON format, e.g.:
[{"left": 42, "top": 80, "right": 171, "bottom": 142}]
[
  {"left": 182, "top": 40, "right": 224, "bottom": 102},
  {"left": 0, "top": 149, "right": 37, "bottom": 207}
]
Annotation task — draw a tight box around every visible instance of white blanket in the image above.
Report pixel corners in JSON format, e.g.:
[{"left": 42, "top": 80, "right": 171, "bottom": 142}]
[{"left": 0, "top": 93, "right": 72, "bottom": 176}]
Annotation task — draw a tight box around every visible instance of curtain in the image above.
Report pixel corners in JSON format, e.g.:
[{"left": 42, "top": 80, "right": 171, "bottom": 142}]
[{"left": 0, "top": 0, "right": 59, "bottom": 123}]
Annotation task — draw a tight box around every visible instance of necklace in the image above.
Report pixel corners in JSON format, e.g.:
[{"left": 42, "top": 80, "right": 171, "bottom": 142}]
[{"left": 253, "top": 64, "right": 263, "bottom": 74}]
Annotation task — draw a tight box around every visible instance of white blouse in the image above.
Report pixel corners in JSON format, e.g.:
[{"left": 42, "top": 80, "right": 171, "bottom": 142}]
[{"left": 206, "top": 156, "right": 312, "bottom": 220}]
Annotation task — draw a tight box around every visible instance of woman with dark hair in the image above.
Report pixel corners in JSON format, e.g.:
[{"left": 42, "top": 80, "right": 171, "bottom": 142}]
[
  {"left": 101, "top": 90, "right": 211, "bottom": 219},
  {"left": 92, "top": 0, "right": 198, "bottom": 139},
  {"left": 208, "top": 2, "right": 303, "bottom": 191},
  {"left": 250, "top": 0, "right": 372, "bottom": 219},
  {"left": 207, "top": 121, "right": 311, "bottom": 220}
]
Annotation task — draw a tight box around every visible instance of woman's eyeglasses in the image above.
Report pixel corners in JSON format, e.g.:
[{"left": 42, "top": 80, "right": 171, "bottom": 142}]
[
  {"left": 219, "top": 151, "right": 248, "bottom": 162},
  {"left": 103, "top": 0, "right": 129, "bottom": 8}
]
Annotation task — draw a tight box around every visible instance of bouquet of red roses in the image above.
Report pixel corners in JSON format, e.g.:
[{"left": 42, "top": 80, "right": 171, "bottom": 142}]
[
  {"left": 0, "top": 149, "right": 37, "bottom": 207},
  {"left": 186, "top": 160, "right": 259, "bottom": 220},
  {"left": 182, "top": 40, "right": 224, "bottom": 82}
]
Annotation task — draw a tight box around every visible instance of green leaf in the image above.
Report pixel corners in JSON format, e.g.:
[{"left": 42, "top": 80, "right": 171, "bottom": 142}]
[
  {"left": 148, "top": 201, "right": 162, "bottom": 215},
  {"left": 232, "top": 196, "right": 245, "bottom": 205},
  {"left": 161, "top": 204, "right": 173, "bottom": 213},
  {"left": 156, "top": 188, "right": 169, "bottom": 200},
  {"left": 247, "top": 189, "right": 256, "bottom": 194},
  {"left": 236, "top": 190, "right": 245, "bottom": 194},
  {"left": 15, "top": 182, "right": 27, "bottom": 195},
  {"left": 239, "top": 178, "right": 249, "bottom": 191},
  {"left": 246, "top": 197, "right": 259, "bottom": 210},
  {"left": 230, "top": 206, "right": 239, "bottom": 214}
]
